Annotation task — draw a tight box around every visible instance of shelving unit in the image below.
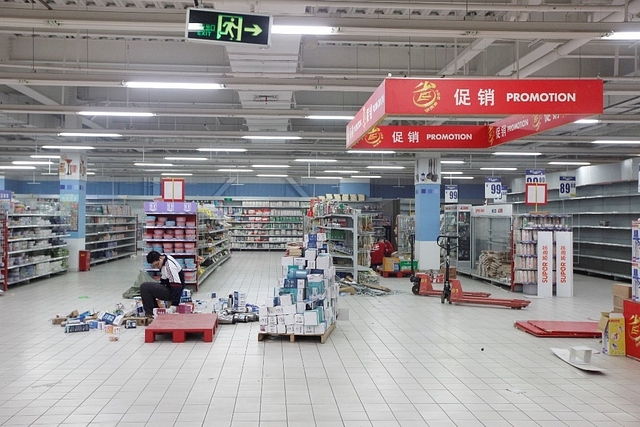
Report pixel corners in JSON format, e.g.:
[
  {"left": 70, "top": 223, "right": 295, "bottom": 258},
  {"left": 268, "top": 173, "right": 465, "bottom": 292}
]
[
  {"left": 0, "top": 213, "right": 7, "bottom": 291},
  {"left": 197, "top": 205, "right": 231, "bottom": 283},
  {"left": 512, "top": 213, "right": 572, "bottom": 295},
  {"left": 224, "top": 198, "right": 308, "bottom": 250},
  {"left": 85, "top": 205, "right": 137, "bottom": 265},
  {"left": 5, "top": 210, "right": 69, "bottom": 286},
  {"left": 142, "top": 201, "right": 200, "bottom": 290},
  {"left": 442, "top": 204, "right": 471, "bottom": 270},
  {"left": 395, "top": 215, "right": 414, "bottom": 256},
  {"left": 399, "top": 198, "right": 415, "bottom": 216}
]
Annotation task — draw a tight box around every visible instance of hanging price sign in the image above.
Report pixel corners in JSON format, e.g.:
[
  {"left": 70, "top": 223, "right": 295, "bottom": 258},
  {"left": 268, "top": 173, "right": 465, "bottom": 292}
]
[
  {"left": 484, "top": 177, "right": 502, "bottom": 199},
  {"left": 559, "top": 176, "right": 576, "bottom": 198},
  {"left": 444, "top": 185, "right": 458, "bottom": 203},
  {"left": 526, "top": 169, "right": 546, "bottom": 183}
]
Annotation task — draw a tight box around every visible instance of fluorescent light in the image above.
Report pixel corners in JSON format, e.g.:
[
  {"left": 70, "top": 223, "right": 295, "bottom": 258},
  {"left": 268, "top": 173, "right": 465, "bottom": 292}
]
[
  {"left": 161, "top": 173, "right": 192, "bottom": 176},
  {"left": 40, "top": 172, "right": 58, "bottom": 176},
  {"left": 549, "top": 161, "right": 591, "bottom": 166},
  {"left": 493, "top": 152, "right": 541, "bottom": 156},
  {"left": 218, "top": 169, "right": 253, "bottom": 172},
  {"left": 351, "top": 175, "right": 382, "bottom": 179},
  {"left": 12, "top": 161, "right": 53, "bottom": 165},
  {"left": 306, "top": 115, "right": 354, "bottom": 120},
  {"left": 448, "top": 176, "right": 474, "bottom": 180},
  {"left": 134, "top": 162, "right": 173, "bottom": 167},
  {"left": 315, "top": 176, "right": 343, "bottom": 180},
  {"left": 144, "top": 169, "right": 187, "bottom": 172},
  {"left": 87, "top": 172, "right": 95, "bottom": 175},
  {"left": 592, "top": 140, "right": 640, "bottom": 144},
  {"left": 366, "top": 165, "right": 405, "bottom": 169},
  {"left": 295, "top": 158, "right": 337, "bottom": 163},
  {"left": 480, "top": 167, "right": 517, "bottom": 171},
  {"left": 242, "top": 136, "right": 301, "bottom": 140},
  {"left": 256, "top": 174, "right": 288, "bottom": 177},
  {"left": 252, "top": 164, "right": 290, "bottom": 168},
  {"left": 0, "top": 165, "right": 36, "bottom": 170},
  {"left": 125, "top": 81, "right": 224, "bottom": 90},
  {"left": 575, "top": 119, "right": 599, "bottom": 124},
  {"left": 78, "top": 111, "right": 155, "bottom": 117},
  {"left": 42, "top": 145, "right": 95, "bottom": 150},
  {"left": 441, "top": 160, "right": 465, "bottom": 164},
  {"left": 197, "top": 148, "right": 247, "bottom": 152},
  {"left": 602, "top": 32, "right": 640, "bottom": 40},
  {"left": 58, "top": 132, "right": 122, "bottom": 137},
  {"left": 30, "top": 155, "right": 60, "bottom": 159},
  {"left": 348, "top": 150, "right": 396, "bottom": 154},
  {"left": 164, "top": 157, "right": 208, "bottom": 161},
  {"left": 272, "top": 25, "right": 336, "bottom": 35},
  {"left": 441, "top": 171, "right": 463, "bottom": 175},
  {"left": 324, "top": 170, "right": 358, "bottom": 174}
]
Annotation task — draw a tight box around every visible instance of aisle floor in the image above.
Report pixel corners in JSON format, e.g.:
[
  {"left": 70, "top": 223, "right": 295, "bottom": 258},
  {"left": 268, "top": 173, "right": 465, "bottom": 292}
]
[{"left": 0, "top": 252, "right": 639, "bottom": 427}]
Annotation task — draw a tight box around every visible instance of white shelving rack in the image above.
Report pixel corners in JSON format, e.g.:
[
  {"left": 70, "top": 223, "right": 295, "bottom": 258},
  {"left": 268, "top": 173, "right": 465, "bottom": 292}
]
[
  {"left": 85, "top": 205, "right": 137, "bottom": 265},
  {"left": 197, "top": 205, "right": 231, "bottom": 283}
]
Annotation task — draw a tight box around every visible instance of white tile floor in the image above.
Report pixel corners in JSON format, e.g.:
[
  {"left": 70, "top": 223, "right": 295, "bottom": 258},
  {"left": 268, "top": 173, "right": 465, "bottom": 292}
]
[{"left": 0, "top": 252, "right": 639, "bottom": 427}]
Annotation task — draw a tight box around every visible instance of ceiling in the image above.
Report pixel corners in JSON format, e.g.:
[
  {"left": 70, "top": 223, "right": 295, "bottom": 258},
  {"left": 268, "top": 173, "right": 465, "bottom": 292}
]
[{"left": 2, "top": 0, "right": 640, "bottom": 185}]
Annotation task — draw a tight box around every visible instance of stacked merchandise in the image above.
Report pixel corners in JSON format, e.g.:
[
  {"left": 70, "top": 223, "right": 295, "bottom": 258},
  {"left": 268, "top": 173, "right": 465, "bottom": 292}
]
[
  {"left": 476, "top": 250, "right": 511, "bottom": 282},
  {"left": 258, "top": 232, "right": 339, "bottom": 340}
]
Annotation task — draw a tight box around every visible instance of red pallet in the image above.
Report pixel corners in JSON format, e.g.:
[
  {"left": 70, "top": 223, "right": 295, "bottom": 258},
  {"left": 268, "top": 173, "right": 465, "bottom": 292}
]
[
  {"left": 514, "top": 320, "right": 600, "bottom": 338},
  {"left": 381, "top": 270, "right": 412, "bottom": 278},
  {"left": 145, "top": 313, "right": 218, "bottom": 343}
]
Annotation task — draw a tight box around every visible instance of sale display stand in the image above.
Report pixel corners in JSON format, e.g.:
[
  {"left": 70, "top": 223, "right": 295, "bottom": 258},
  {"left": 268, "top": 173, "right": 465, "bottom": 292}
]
[{"left": 514, "top": 320, "right": 600, "bottom": 337}]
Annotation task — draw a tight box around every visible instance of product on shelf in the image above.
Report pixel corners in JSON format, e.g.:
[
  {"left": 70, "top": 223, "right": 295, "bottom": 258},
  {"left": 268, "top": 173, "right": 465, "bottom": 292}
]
[{"left": 85, "top": 204, "right": 137, "bottom": 265}]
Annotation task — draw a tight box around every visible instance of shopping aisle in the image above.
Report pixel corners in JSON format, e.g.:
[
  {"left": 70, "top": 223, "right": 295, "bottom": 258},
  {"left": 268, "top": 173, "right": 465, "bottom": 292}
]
[{"left": 0, "top": 252, "right": 639, "bottom": 427}]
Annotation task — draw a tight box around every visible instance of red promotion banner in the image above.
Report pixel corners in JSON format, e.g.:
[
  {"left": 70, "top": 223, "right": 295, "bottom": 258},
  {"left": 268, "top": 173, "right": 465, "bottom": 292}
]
[
  {"left": 346, "top": 77, "right": 603, "bottom": 148},
  {"left": 351, "top": 125, "right": 487, "bottom": 150},
  {"left": 487, "top": 114, "right": 593, "bottom": 146}
]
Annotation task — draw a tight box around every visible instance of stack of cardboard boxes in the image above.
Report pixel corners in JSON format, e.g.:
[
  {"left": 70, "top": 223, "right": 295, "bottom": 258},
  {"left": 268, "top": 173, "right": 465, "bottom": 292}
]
[
  {"left": 258, "top": 232, "right": 339, "bottom": 338},
  {"left": 598, "top": 283, "right": 640, "bottom": 361}
]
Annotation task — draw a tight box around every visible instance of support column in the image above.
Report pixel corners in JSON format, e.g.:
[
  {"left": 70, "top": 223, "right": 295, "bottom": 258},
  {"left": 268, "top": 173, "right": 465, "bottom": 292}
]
[
  {"left": 414, "top": 153, "right": 441, "bottom": 270},
  {"left": 59, "top": 152, "right": 87, "bottom": 271}
]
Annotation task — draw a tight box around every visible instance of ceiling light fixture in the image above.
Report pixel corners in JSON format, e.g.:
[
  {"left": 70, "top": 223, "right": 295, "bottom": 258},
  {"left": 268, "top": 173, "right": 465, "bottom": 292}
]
[
  {"left": 196, "top": 148, "right": 248, "bottom": 152},
  {"left": 164, "top": 157, "right": 208, "bottom": 161},
  {"left": 440, "top": 171, "right": 464, "bottom": 175},
  {"left": 40, "top": 172, "right": 58, "bottom": 176},
  {"left": 256, "top": 174, "right": 288, "bottom": 177},
  {"left": 125, "top": 82, "right": 225, "bottom": 90},
  {"left": 161, "top": 173, "right": 193, "bottom": 176},
  {"left": 252, "top": 164, "right": 290, "bottom": 168},
  {"left": 305, "top": 115, "right": 355, "bottom": 120},
  {"left": 574, "top": 119, "right": 599, "bottom": 124},
  {"left": 324, "top": 170, "right": 359, "bottom": 174},
  {"left": 601, "top": 32, "right": 640, "bottom": 40},
  {"left": 366, "top": 165, "right": 405, "bottom": 169},
  {"left": 87, "top": 172, "right": 96, "bottom": 175},
  {"left": 548, "top": 161, "right": 591, "bottom": 165},
  {"left": 492, "top": 152, "right": 542, "bottom": 156},
  {"left": 42, "top": 145, "right": 95, "bottom": 150},
  {"left": 78, "top": 111, "right": 155, "bottom": 117},
  {"left": 12, "top": 161, "right": 53, "bottom": 165},
  {"left": 315, "top": 176, "right": 343, "bottom": 180},
  {"left": 348, "top": 150, "right": 396, "bottom": 154},
  {"left": 351, "top": 175, "right": 382, "bottom": 179},
  {"left": 30, "top": 155, "right": 60, "bottom": 159},
  {"left": 591, "top": 140, "right": 640, "bottom": 144},
  {"left": 294, "top": 158, "right": 337, "bottom": 163},
  {"left": 242, "top": 136, "right": 302, "bottom": 140},
  {"left": 448, "top": 176, "right": 475, "bottom": 180},
  {"left": 272, "top": 25, "right": 336, "bottom": 35},
  {"left": 0, "top": 165, "right": 36, "bottom": 170},
  {"left": 218, "top": 169, "right": 253, "bottom": 172},
  {"left": 144, "top": 169, "right": 188, "bottom": 172},
  {"left": 58, "top": 132, "right": 122, "bottom": 137},
  {"left": 441, "top": 160, "right": 465, "bottom": 164},
  {"left": 134, "top": 162, "right": 173, "bottom": 167},
  {"left": 480, "top": 167, "right": 517, "bottom": 171}
]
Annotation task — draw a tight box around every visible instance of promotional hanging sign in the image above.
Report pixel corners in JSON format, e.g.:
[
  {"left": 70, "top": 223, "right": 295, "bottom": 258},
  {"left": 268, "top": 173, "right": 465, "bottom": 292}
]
[
  {"left": 559, "top": 176, "right": 576, "bottom": 198},
  {"left": 444, "top": 185, "right": 458, "bottom": 203},
  {"left": 484, "top": 177, "right": 502, "bottom": 199},
  {"left": 350, "top": 125, "right": 488, "bottom": 150},
  {"left": 525, "top": 182, "right": 548, "bottom": 205},
  {"left": 526, "top": 169, "right": 546, "bottom": 183},
  {"left": 347, "top": 77, "right": 603, "bottom": 147},
  {"left": 556, "top": 231, "right": 574, "bottom": 297},
  {"left": 537, "top": 231, "right": 554, "bottom": 298}
]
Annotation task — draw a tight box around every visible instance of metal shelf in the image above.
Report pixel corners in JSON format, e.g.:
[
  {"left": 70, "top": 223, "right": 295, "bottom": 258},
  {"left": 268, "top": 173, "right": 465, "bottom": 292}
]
[
  {"left": 7, "top": 268, "right": 68, "bottom": 285},
  {"left": 89, "top": 242, "right": 136, "bottom": 253},
  {"left": 9, "top": 243, "right": 68, "bottom": 256},
  {"left": 90, "top": 252, "right": 136, "bottom": 265},
  {"left": 574, "top": 240, "right": 631, "bottom": 248},
  {"left": 8, "top": 255, "right": 69, "bottom": 270},
  {"left": 8, "top": 233, "right": 69, "bottom": 242}
]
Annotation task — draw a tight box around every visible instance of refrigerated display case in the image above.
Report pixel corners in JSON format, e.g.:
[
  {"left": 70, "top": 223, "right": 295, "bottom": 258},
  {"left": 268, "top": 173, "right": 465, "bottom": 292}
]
[{"left": 442, "top": 204, "right": 471, "bottom": 270}]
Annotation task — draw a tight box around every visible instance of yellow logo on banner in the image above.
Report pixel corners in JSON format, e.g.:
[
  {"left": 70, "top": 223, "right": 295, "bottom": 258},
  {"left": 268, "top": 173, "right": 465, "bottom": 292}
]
[
  {"left": 364, "top": 127, "right": 383, "bottom": 147},
  {"left": 533, "top": 114, "right": 541, "bottom": 132},
  {"left": 412, "top": 81, "right": 440, "bottom": 113},
  {"left": 629, "top": 314, "right": 640, "bottom": 347},
  {"left": 487, "top": 126, "right": 495, "bottom": 146}
]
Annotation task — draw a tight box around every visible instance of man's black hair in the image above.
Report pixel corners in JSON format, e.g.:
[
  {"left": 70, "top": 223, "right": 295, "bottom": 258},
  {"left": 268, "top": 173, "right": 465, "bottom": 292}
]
[{"left": 146, "top": 250, "right": 161, "bottom": 264}]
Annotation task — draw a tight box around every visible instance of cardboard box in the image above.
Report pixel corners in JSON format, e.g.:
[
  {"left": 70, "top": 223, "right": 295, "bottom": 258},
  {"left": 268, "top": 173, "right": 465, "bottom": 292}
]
[
  {"left": 613, "top": 295, "right": 626, "bottom": 312},
  {"left": 599, "top": 312, "right": 626, "bottom": 356},
  {"left": 613, "top": 283, "right": 633, "bottom": 298},
  {"left": 439, "top": 266, "right": 457, "bottom": 279},
  {"left": 383, "top": 257, "right": 400, "bottom": 272},
  {"left": 624, "top": 299, "right": 640, "bottom": 361},
  {"left": 399, "top": 260, "right": 418, "bottom": 271},
  {"left": 304, "top": 310, "right": 319, "bottom": 326}
]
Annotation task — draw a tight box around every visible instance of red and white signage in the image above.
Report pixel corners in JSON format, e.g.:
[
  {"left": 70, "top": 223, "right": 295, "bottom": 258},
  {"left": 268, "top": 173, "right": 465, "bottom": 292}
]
[
  {"left": 525, "top": 182, "right": 548, "bottom": 206},
  {"left": 347, "top": 77, "right": 603, "bottom": 148},
  {"left": 537, "top": 231, "right": 553, "bottom": 298},
  {"left": 556, "top": 231, "right": 573, "bottom": 297},
  {"left": 350, "top": 125, "right": 488, "bottom": 150}
]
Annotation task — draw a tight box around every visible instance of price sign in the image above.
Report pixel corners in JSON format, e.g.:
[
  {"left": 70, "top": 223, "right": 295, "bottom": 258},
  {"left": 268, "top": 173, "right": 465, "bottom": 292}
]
[
  {"left": 526, "top": 169, "right": 546, "bottom": 183},
  {"left": 444, "top": 185, "right": 458, "bottom": 203},
  {"left": 494, "top": 185, "right": 508, "bottom": 202},
  {"left": 484, "top": 177, "right": 502, "bottom": 199},
  {"left": 559, "top": 176, "right": 576, "bottom": 198}
]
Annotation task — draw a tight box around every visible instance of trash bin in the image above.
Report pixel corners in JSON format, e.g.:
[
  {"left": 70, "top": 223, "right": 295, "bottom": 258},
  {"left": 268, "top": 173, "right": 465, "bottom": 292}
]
[{"left": 79, "top": 250, "right": 91, "bottom": 271}]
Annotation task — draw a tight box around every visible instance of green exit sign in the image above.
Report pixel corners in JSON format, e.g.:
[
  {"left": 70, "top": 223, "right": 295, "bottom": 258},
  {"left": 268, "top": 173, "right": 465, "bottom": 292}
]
[{"left": 186, "top": 8, "right": 272, "bottom": 47}]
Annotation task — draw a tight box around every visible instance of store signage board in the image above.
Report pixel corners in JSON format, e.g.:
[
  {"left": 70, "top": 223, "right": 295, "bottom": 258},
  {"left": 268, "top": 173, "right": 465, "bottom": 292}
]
[
  {"left": 559, "top": 176, "right": 576, "bottom": 198},
  {"left": 471, "top": 204, "right": 512, "bottom": 217},
  {"left": 350, "top": 125, "right": 487, "bottom": 150},
  {"left": 0, "top": 190, "right": 11, "bottom": 200},
  {"left": 161, "top": 177, "right": 185, "bottom": 202},
  {"left": 556, "top": 231, "right": 573, "bottom": 297},
  {"left": 525, "top": 182, "right": 548, "bottom": 206},
  {"left": 537, "top": 231, "right": 554, "bottom": 298},
  {"left": 185, "top": 8, "right": 272, "bottom": 47},
  {"left": 526, "top": 169, "right": 546, "bottom": 183},
  {"left": 144, "top": 201, "right": 197, "bottom": 213},
  {"left": 484, "top": 177, "right": 502, "bottom": 199},
  {"left": 444, "top": 185, "right": 458, "bottom": 203},
  {"left": 347, "top": 77, "right": 603, "bottom": 148}
]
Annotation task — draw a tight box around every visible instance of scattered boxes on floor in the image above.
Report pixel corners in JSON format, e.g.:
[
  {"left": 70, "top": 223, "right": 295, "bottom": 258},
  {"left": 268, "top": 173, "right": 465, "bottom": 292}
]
[{"left": 598, "top": 311, "right": 626, "bottom": 356}]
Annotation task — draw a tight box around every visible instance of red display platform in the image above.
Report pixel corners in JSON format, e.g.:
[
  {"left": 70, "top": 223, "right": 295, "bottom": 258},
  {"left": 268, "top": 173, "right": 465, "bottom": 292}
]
[
  {"left": 145, "top": 313, "right": 218, "bottom": 343},
  {"left": 515, "top": 320, "right": 600, "bottom": 338}
]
